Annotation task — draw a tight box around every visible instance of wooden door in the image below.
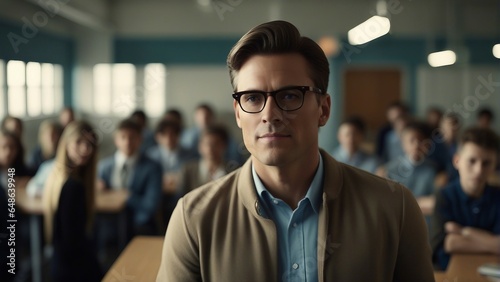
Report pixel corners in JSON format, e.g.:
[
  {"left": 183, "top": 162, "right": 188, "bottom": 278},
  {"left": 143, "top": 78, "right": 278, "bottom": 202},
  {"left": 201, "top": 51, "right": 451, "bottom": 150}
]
[{"left": 343, "top": 69, "right": 402, "bottom": 143}]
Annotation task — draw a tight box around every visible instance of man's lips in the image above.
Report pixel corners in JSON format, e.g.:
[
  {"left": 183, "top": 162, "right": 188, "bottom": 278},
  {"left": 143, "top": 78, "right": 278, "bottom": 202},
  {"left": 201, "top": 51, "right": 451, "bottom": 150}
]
[{"left": 258, "top": 133, "right": 291, "bottom": 138}]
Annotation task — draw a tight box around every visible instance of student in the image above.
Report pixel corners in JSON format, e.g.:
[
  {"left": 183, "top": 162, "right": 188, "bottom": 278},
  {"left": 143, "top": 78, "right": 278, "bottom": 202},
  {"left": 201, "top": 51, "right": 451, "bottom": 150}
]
[
  {"left": 431, "top": 127, "right": 500, "bottom": 270},
  {"left": 130, "top": 110, "right": 157, "bottom": 154},
  {"left": 177, "top": 124, "right": 235, "bottom": 196},
  {"left": 375, "top": 102, "right": 409, "bottom": 161},
  {"left": 0, "top": 129, "right": 30, "bottom": 191},
  {"left": 426, "top": 106, "right": 443, "bottom": 131},
  {"left": 28, "top": 120, "right": 63, "bottom": 174},
  {"left": 381, "top": 115, "right": 409, "bottom": 164},
  {"left": 147, "top": 120, "right": 194, "bottom": 176},
  {"left": 382, "top": 121, "right": 437, "bottom": 212},
  {"left": 331, "top": 116, "right": 379, "bottom": 173},
  {"left": 59, "top": 107, "right": 75, "bottom": 129},
  {"left": 180, "top": 103, "right": 216, "bottom": 157},
  {"left": 157, "top": 20, "right": 433, "bottom": 281},
  {"left": 439, "top": 113, "right": 462, "bottom": 184},
  {"left": 1, "top": 116, "right": 23, "bottom": 139},
  {"left": 42, "top": 121, "right": 102, "bottom": 282},
  {"left": 476, "top": 107, "right": 494, "bottom": 129},
  {"left": 98, "top": 119, "right": 162, "bottom": 236},
  {"left": 182, "top": 104, "right": 246, "bottom": 165},
  {"left": 147, "top": 120, "right": 195, "bottom": 224}
]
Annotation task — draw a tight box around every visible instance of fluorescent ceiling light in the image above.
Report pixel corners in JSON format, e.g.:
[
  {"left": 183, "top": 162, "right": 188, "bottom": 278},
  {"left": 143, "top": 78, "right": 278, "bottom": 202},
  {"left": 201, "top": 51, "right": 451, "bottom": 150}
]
[
  {"left": 427, "top": 50, "right": 457, "bottom": 67},
  {"left": 493, "top": 44, "right": 500, "bottom": 59},
  {"left": 348, "top": 16, "right": 390, "bottom": 45}
]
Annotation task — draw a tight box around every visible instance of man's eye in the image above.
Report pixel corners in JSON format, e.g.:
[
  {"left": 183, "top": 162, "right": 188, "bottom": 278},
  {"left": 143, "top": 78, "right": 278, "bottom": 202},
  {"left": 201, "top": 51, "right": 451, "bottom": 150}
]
[
  {"left": 279, "top": 90, "right": 301, "bottom": 101},
  {"left": 244, "top": 94, "right": 262, "bottom": 103}
]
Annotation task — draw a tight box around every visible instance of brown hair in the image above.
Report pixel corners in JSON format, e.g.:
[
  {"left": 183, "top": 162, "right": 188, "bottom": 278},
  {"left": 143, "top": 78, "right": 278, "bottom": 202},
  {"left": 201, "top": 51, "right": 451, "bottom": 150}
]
[
  {"left": 459, "top": 127, "right": 499, "bottom": 153},
  {"left": 227, "top": 20, "right": 329, "bottom": 93}
]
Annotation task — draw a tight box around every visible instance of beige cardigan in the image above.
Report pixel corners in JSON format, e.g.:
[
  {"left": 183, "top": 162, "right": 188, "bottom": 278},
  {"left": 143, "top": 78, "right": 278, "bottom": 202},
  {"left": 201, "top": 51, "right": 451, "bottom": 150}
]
[{"left": 157, "top": 150, "right": 434, "bottom": 281}]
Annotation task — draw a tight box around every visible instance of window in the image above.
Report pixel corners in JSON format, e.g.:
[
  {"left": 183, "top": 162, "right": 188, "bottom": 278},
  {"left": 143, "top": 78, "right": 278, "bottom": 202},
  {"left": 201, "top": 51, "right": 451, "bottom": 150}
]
[
  {"left": 7, "top": 60, "right": 26, "bottom": 117},
  {"left": 92, "top": 63, "right": 166, "bottom": 117},
  {"left": 3, "top": 60, "right": 63, "bottom": 118},
  {"left": 144, "top": 64, "right": 166, "bottom": 117},
  {"left": 0, "top": 60, "right": 5, "bottom": 117}
]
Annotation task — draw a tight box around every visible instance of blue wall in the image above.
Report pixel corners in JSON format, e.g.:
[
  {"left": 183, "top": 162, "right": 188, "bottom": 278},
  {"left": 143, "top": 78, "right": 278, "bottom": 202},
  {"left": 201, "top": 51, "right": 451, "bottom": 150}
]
[{"left": 0, "top": 19, "right": 74, "bottom": 107}]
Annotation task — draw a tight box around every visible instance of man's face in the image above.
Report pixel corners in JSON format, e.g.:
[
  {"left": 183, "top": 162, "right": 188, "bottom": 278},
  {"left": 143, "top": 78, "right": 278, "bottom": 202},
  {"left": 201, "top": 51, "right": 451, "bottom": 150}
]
[
  {"left": 0, "top": 135, "right": 17, "bottom": 167},
  {"left": 233, "top": 53, "right": 330, "bottom": 167},
  {"left": 401, "top": 129, "right": 428, "bottom": 162},
  {"left": 440, "top": 117, "right": 459, "bottom": 142},
  {"left": 337, "top": 124, "right": 362, "bottom": 154},
  {"left": 156, "top": 129, "right": 179, "bottom": 151},
  {"left": 454, "top": 143, "right": 497, "bottom": 194},
  {"left": 114, "top": 129, "right": 142, "bottom": 157},
  {"left": 199, "top": 134, "right": 226, "bottom": 162},
  {"left": 195, "top": 109, "right": 213, "bottom": 129}
]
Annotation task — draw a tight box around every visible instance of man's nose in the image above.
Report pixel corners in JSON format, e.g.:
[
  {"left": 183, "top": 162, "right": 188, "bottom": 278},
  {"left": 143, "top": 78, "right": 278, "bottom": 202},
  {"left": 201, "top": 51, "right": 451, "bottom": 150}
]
[{"left": 260, "top": 96, "right": 283, "bottom": 123}]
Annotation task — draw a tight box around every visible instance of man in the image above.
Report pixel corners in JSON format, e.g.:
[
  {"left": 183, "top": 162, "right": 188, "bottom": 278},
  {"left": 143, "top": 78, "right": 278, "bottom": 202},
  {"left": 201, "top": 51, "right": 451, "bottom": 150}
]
[
  {"left": 98, "top": 119, "right": 162, "bottom": 236},
  {"left": 331, "top": 116, "right": 379, "bottom": 173},
  {"left": 431, "top": 127, "right": 500, "bottom": 270},
  {"left": 157, "top": 20, "right": 434, "bottom": 281}
]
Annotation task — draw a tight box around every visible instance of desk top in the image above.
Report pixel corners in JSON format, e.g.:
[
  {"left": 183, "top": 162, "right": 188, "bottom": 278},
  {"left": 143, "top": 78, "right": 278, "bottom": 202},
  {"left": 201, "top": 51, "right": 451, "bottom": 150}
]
[
  {"left": 438, "top": 254, "right": 499, "bottom": 282},
  {"left": 16, "top": 186, "right": 129, "bottom": 215},
  {"left": 102, "top": 236, "right": 164, "bottom": 282}
]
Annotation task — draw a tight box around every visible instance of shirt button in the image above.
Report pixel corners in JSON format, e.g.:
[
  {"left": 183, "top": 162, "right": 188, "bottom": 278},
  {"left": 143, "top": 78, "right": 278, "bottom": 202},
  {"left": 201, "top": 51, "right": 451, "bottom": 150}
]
[
  {"left": 292, "top": 263, "right": 299, "bottom": 270},
  {"left": 273, "top": 200, "right": 279, "bottom": 205},
  {"left": 472, "top": 207, "right": 480, "bottom": 214},
  {"left": 293, "top": 223, "right": 297, "bottom": 228}
]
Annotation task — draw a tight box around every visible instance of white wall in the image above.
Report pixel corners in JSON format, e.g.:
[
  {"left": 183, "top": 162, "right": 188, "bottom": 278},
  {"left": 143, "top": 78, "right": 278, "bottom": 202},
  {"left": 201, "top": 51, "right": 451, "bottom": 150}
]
[
  {"left": 111, "top": 0, "right": 500, "bottom": 38},
  {"left": 417, "top": 65, "right": 500, "bottom": 133}
]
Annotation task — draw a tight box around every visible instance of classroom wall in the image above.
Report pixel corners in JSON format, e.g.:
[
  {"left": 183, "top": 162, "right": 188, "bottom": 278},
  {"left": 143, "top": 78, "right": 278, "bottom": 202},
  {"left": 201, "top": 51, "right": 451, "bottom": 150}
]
[
  {"left": 1, "top": 0, "right": 499, "bottom": 157},
  {"left": 417, "top": 66, "right": 500, "bottom": 133}
]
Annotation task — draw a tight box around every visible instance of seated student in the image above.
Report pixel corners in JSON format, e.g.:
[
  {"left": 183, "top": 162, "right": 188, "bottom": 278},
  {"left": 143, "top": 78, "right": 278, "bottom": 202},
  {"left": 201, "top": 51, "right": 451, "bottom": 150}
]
[
  {"left": 130, "top": 110, "right": 157, "bottom": 154},
  {"left": 375, "top": 101, "right": 408, "bottom": 161},
  {"left": 28, "top": 120, "right": 63, "bottom": 174},
  {"left": 97, "top": 119, "right": 162, "bottom": 236},
  {"left": 1, "top": 116, "right": 23, "bottom": 139},
  {"left": 177, "top": 124, "right": 236, "bottom": 196},
  {"left": 439, "top": 113, "right": 462, "bottom": 184},
  {"left": 431, "top": 127, "right": 500, "bottom": 270},
  {"left": 181, "top": 104, "right": 246, "bottom": 165},
  {"left": 59, "top": 107, "right": 75, "bottom": 129},
  {"left": 381, "top": 115, "right": 409, "bottom": 164},
  {"left": 426, "top": 106, "right": 443, "bottom": 131},
  {"left": 42, "top": 121, "right": 102, "bottom": 282},
  {"left": 147, "top": 120, "right": 195, "bottom": 224},
  {"left": 147, "top": 120, "right": 195, "bottom": 192},
  {"left": 381, "top": 121, "right": 437, "bottom": 213},
  {"left": 331, "top": 116, "right": 379, "bottom": 173},
  {"left": 476, "top": 107, "right": 494, "bottom": 129},
  {"left": 0, "top": 129, "right": 30, "bottom": 191}
]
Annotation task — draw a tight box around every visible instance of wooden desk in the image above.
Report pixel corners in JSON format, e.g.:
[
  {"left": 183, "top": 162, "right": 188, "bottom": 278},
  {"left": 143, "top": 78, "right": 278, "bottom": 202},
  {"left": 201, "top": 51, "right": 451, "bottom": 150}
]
[
  {"left": 437, "top": 254, "right": 499, "bottom": 282},
  {"left": 16, "top": 187, "right": 129, "bottom": 214},
  {"left": 16, "top": 187, "right": 129, "bottom": 282},
  {"left": 102, "top": 236, "right": 164, "bottom": 282}
]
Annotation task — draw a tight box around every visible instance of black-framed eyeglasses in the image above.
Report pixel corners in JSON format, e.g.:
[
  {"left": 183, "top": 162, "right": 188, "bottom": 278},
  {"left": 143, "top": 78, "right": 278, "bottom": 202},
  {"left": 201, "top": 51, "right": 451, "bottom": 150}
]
[{"left": 232, "top": 86, "right": 323, "bottom": 113}]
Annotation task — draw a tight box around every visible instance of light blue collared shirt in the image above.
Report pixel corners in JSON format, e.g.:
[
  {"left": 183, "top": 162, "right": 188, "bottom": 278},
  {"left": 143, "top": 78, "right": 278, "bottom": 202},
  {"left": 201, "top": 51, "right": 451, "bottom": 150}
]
[{"left": 253, "top": 154, "right": 324, "bottom": 282}]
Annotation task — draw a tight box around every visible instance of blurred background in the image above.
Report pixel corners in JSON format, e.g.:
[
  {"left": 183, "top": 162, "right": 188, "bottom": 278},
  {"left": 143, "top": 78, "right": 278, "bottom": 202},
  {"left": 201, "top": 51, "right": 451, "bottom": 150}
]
[{"left": 0, "top": 0, "right": 499, "bottom": 156}]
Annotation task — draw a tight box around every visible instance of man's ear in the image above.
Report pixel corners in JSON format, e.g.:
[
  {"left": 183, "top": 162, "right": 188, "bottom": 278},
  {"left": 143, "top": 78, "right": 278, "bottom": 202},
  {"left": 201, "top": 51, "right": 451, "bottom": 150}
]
[
  {"left": 319, "top": 94, "right": 331, "bottom": 127},
  {"left": 233, "top": 100, "right": 242, "bottom": 129}
]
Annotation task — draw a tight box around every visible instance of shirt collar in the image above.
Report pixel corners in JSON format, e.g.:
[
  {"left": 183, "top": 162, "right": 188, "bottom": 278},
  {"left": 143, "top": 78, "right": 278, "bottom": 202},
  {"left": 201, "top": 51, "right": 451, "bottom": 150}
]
[
  {"left": 115, "top": 151, "right": 139, "bottom": 168},
  {"left": 252, "top": 153, "right": 324, "bottom": 214}
]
